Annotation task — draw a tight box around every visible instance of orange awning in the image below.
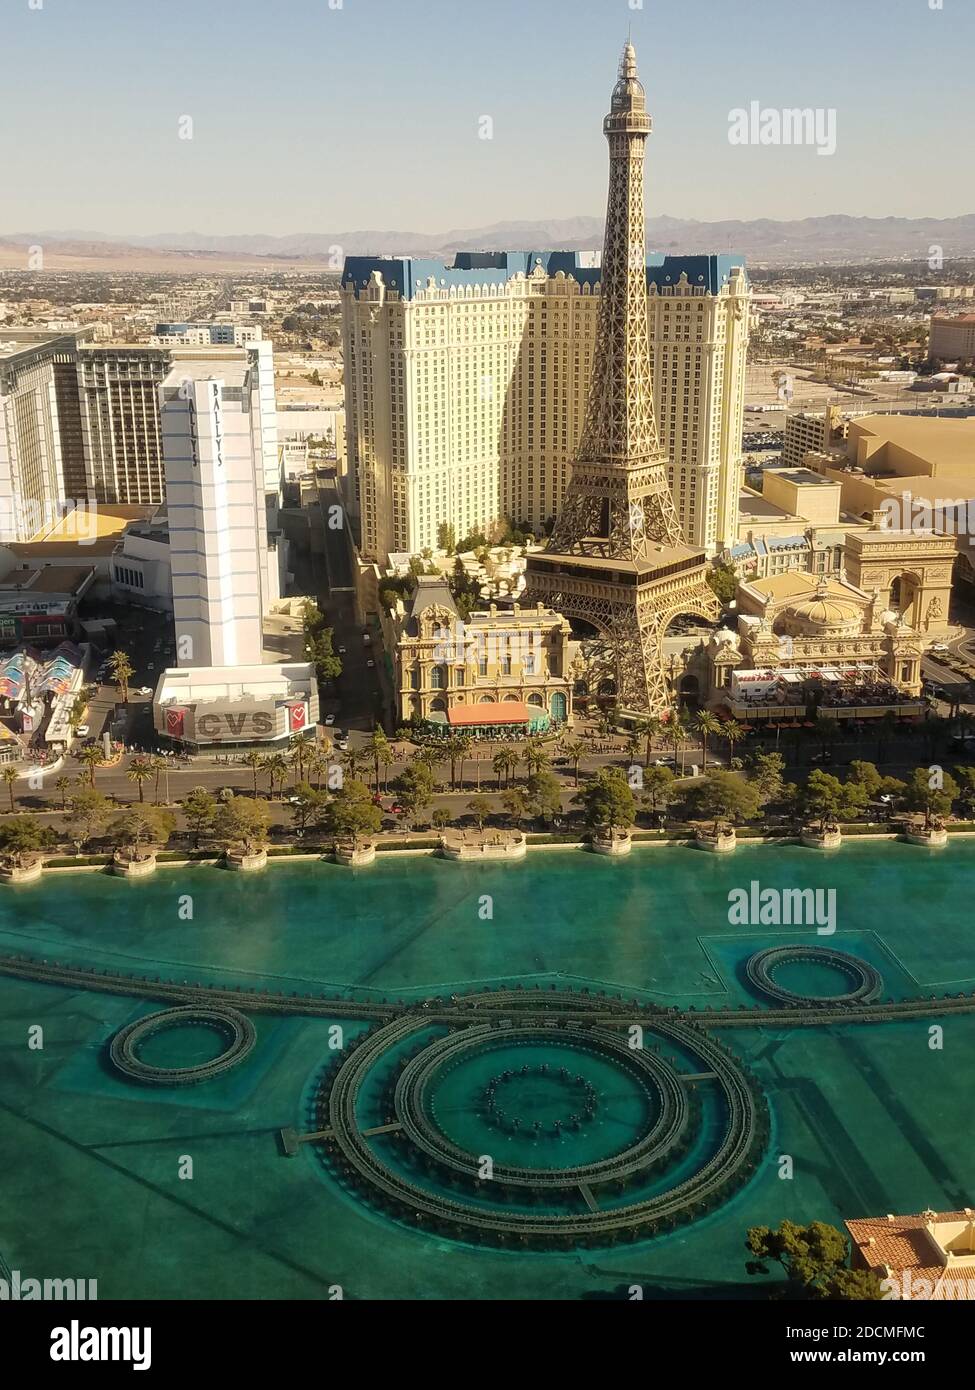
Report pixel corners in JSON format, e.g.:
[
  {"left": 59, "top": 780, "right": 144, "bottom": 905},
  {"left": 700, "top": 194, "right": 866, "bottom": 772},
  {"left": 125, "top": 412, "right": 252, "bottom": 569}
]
[{"left": 447, "top": 702, "right": 531, "bottom": 727}]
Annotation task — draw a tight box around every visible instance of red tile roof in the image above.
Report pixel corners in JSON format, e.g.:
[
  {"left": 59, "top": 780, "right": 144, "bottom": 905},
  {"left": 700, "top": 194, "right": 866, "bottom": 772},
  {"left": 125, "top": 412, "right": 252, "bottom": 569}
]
[{"left": 846, "top": 1208, "right": 975, "bottom": 1299}]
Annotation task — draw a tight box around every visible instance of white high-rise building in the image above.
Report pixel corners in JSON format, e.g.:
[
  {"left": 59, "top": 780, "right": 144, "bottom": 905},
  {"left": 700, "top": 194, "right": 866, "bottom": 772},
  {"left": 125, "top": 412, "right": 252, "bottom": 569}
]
[
  {"left": 341, "top": 252, "right": 750, "bottom": 563},
  {"left": 0, "top": 331, "right": 88, "bottom": 541},
  {"left": 159, "top": 358, "right": 277, "bottom": 669}
]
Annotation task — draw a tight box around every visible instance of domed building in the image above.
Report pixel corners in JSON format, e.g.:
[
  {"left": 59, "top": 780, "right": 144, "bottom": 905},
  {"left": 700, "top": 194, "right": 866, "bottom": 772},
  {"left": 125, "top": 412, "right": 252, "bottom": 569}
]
[
  {"left": 777, "top": 579, "right": 863, "bottom": 638},
  {"left": 704, "top": 569, "right": 930, "bottom": 722}
]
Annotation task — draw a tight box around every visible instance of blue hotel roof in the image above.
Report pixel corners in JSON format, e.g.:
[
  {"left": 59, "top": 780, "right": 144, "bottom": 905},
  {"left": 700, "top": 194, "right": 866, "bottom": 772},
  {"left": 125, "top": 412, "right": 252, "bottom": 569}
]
[{"left": 341, "top": 250, "right": 747, "bottom": 300}]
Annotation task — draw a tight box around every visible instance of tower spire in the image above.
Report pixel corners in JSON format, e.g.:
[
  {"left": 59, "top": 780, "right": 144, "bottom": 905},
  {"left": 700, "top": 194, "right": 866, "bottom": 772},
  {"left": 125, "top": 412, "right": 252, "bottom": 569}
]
[
  {"left": 547, "top": 41, "right": 683, "bottom": 556},
  {"left": 524, "top": 46, "right": 718, "bottom": 715}
]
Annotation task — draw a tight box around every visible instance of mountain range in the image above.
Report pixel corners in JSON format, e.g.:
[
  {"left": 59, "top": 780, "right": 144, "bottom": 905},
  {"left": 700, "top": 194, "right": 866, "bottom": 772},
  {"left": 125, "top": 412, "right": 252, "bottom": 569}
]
[{"left": 3, "top": 214, "right": 975, "bottom": 270}]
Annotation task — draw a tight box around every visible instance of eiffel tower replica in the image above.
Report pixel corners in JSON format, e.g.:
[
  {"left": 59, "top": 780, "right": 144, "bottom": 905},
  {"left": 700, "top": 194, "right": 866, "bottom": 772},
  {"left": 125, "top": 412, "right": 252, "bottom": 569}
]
[{"left": 525, "top": 43, "right": 717, "bottom": 716}]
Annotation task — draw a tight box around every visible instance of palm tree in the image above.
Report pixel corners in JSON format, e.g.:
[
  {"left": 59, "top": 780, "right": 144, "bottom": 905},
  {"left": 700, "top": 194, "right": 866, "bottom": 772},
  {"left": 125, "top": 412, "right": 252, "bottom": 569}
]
[
  {"left": 633, "top": 716, "right": 662, "bottom": 768},
  {"left": 522, "top": 737, "right": 550, "bottom": 779},
  {"left": 413, "top": 745, "right": 440, "bottom": 783},
  {"left": 492, "top": 749, "right": 510, "bottom": 790},
  {"left": 261, "top": 752, "right": 288, "bottom": 799},
  {"left": 306, "top": 744, "right": 330, "bottom": 792},
  {"left": 378, "top": 739, "right": 395, "bottom": 793},
  {"left": 126, "top": 756, "right": 154, "bottom": 804},
  {"left": 288, "top": 732, "right": 311, "bottom": 784},
  {"left": 108, "top": 650, "right": 134, "bottom": 704},
  {"left": 666, "top": 709, "right": 692, "bottom": 773},
  {"left": 723, "top": 718, "right": 745, "bottom": 764},
  {"left": 78, "top": 743, "right": 105, "bottom": 788},
  {"left": 561, "top": 737, "right": 586, "bottom": 787},
  {"left": 1, "top": 765, "right": 18, "bottom": 813},
  {"left": 454, "top": 734, "right": 474, "bottom": 791},
  {"left": 694, "top": 711, "right": 722, "bottom": 772},
  {"left": 54, "top": 774, "right": 72, "bottom": 811},
  {"left": 442, "top": 735, "right": 466, "bottom": 790},
  {"left": 364, "top": 729, "right": 391, "bottom": 791},
  {"left": 340, "top": 745, "right": 364, "bottom": 783},
  {"left": 149, "top": 754, "right": 166, "bottom": 803},
  {"left": 242, "top": 748, "right": 265, "bottom": 796}
]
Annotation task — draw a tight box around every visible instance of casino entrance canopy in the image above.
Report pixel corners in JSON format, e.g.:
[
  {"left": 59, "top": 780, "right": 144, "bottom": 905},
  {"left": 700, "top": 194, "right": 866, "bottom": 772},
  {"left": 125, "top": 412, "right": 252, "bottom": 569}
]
[{"left": 427, "top": 701, "right": 551, "bottom": 737}]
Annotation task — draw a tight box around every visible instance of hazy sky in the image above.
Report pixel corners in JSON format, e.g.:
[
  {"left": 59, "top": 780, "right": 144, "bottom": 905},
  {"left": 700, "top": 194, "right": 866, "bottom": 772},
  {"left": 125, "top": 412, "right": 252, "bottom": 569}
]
[{"left": 5, "top": 0, "right": 973, "bottom": 236}]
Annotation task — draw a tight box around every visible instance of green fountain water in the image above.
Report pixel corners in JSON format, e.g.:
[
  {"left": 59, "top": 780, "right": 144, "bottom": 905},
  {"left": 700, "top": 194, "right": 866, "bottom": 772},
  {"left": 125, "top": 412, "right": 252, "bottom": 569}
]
[{"left": 0, "top": 841, "right": 972, "bottom": 1299}]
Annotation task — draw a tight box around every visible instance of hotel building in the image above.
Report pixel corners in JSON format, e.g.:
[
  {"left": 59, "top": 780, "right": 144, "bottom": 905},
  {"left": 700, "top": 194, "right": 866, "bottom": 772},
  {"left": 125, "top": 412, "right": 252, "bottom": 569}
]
[
  {"left": 77, "top": 345, "right": 170, "bottom": 506},
  {"left": 158, "top": 357, "right": 280, "bottom": 669},
  {"left": 79, "top": 340, "right": 280, "bottom": 510},
  {"left": 781, "top": 404, "right": 848, "bottom": 470},
  {"left": 341, "top": 251, "right": 750, "bottom": 563},
  {"left": 929, "top": 313, "right": 975, "bottom": 363},
  {"left": 0, "top": 331, "right": 89, "bottom": 542}
]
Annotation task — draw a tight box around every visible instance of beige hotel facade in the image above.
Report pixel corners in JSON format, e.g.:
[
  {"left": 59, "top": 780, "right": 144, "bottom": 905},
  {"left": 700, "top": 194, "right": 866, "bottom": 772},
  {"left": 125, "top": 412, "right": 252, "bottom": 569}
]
[{"left": 341, "top": 251, "right": 749, "bottom": 564}]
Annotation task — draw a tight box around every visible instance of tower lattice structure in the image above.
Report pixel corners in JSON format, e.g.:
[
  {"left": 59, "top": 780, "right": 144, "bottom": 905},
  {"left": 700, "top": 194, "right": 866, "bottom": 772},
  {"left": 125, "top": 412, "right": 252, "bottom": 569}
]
[{"left": 525, "top": 43, "right": 717, "bottom": 715}]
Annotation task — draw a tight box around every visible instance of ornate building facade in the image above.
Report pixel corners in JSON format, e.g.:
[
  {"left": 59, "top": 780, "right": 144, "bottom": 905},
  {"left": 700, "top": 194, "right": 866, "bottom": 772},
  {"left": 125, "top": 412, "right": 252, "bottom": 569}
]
[{"left": 394, "top": 575, "right": 573, "bottom": 727}]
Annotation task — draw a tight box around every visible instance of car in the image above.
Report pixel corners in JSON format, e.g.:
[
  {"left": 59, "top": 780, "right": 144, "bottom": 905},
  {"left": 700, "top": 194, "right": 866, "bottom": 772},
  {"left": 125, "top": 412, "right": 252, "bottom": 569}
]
[
  {"left": 931, "top": 643, "right": 950, "bottom": 654},
  {"left": 366, "top": 658, "right": 375, "bottom": 668},
  {"left": 335, "top": 738, "right": 349, "bottom": 751},
  {"left": 932, "top": 686, "right": 948, "bottom": 699},
  {"left": 390, "top": 803, "right": 404, "bottom": 815},
  {"left": 372, "top": 795, "right": 384, "bottom": 807},
  {"left": 338, "top": 645, "right": 347, "bottom": 655},
  {"left": 137, "top": 686, "right": 152, "bottom": 696},
  {"left": 324, "top": 714, "right": 336, "bottom": 725},
  {"left": 362, "top": 633, "right": 372, "bottom": 645},
  {"left": 76, "top": 725, "right": 90, "bottom": 738},
  {"left": 654, "top": 756, "right": 677, "bottom": 767},
  {"left": 147, "top": 662, "right": 155, "bottom": 671}
]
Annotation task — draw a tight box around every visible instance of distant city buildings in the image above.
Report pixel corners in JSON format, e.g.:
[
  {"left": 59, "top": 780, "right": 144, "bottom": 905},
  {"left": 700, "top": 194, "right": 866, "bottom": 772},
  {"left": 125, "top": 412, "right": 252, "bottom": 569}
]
[
  {"left": 781, "top": 405, "right": 848, "bottom": 470},
  {"left": 341, "top": 250, "right": 750, "bottom": 563},
  {"left": 929, "top": 313, "right": 975, "bottom": 363},
  {"left": 150, "top": 323, "right": 264, "bottom": 347},
  {"left": 918, "top": 286, "right": 975, "bottom": 303}
]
